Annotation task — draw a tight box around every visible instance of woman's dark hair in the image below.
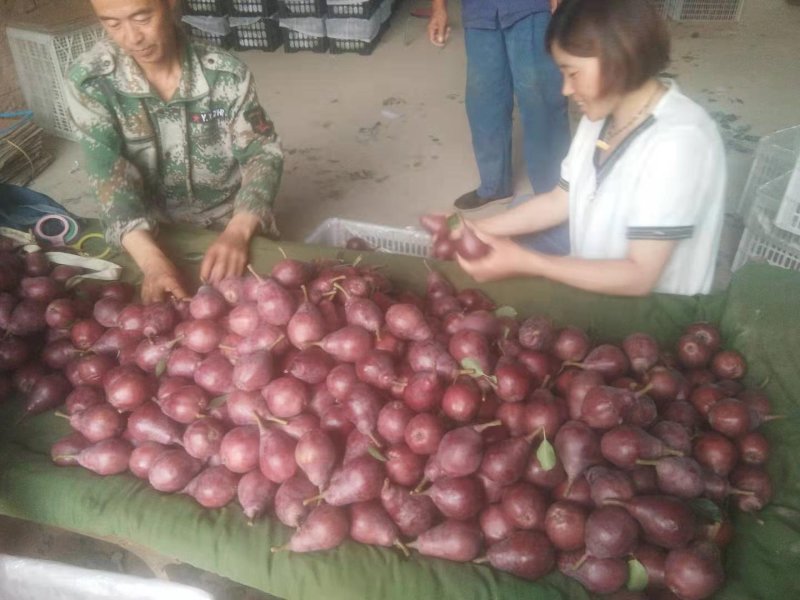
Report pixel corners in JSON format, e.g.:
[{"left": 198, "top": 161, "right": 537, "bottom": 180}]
[{"left": 546, "top": 0, "right": 670, "bottom": 95}]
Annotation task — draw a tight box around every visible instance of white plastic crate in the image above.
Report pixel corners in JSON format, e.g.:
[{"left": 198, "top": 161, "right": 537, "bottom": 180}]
[
  {"left": 733, "top": 172, "right": 800, "bottom": 272},
  {"left": 668, "top": 0, "right": 743, "bottom": 20},
  {"left": 736, "top": 125, "right": 800, "bottom": 218},
  {"left": 0, "top": 554, "right": 214, "bottom": 600},
  {"left": 6, "top": 22, "right": 105, "bottom": 140},
  {"left": 305, "top": 218, "right": 431, "bottom": 257}
]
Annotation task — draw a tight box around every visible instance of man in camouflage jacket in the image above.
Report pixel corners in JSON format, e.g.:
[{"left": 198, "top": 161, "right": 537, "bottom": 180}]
[{"left": 66, "top": 0, "right": 283, "bottom": 302}]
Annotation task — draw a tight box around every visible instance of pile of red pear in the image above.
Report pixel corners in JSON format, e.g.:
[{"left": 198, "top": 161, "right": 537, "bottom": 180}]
[{"left": 0, "top": 240, "right": 776, "bottom": 600}]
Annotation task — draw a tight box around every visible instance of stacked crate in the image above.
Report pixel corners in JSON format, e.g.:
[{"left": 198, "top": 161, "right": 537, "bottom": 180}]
[
  {"left": 229, "top": 0, "right": 282, "bottom": 51},
  {"left": 733, "top": 126, "right": 800, "bottom": 273},
  {"left": 667, "top": 0, "right": 744, "bottom": 20},
  {"left": 326, "top": 0, "right": 392, "bottom": 55},
  {"left": 6, "top": 20, "right": 105, "bottom": 140},
  {"left": 277, "top": 0, "right": 327, "bottom": 52},
  {"left": 182, "top": 0, "right": 232, "bottom": 47}
]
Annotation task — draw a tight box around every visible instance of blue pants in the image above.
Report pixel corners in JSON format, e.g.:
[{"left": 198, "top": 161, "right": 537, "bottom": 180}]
[{"left": 464, "top": 12, "right": 570, "bottom": 199}]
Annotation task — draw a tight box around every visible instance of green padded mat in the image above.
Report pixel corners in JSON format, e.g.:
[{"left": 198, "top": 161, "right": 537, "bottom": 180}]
[{"left": 0, "top": 224, "right": 798, "bottom": 600}]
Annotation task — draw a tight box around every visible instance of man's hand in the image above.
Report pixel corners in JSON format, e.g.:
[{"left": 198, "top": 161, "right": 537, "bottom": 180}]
[
  {"left": 427, "top": 1, "right": 451, "bottom": 47},
  {"left": 141, "top": 258, "right": 188, "bottom": 304},
  {"left": 122, "top": 229, "right": 189, "bottom": 304},
  {"left": 200, "top": 212, "right": 261, "bottom": 284}
]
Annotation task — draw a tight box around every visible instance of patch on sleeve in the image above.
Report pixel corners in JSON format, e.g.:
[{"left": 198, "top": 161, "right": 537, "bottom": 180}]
[
  {"left": 558, "top": 177, "right": 570, "bottom": 192},
  {"left": 627, "top": 225, "right": 694, "bottom": 240},
  {"left": 244, "top": 107, "right": 274, "bottom": 136}
]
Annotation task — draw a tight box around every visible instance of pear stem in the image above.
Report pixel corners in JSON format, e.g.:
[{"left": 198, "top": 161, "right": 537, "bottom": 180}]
[
  {"left": 277, "top": 246, "right": 287, "bottom": 259},
  {"left": 367, "top": 432, "right": 383, "bottom": 449},
  {"left": 602, "top": 498, "right": 625, "bottom": 508},
  {"left": 525, "top": 427, "right": 544, "bottom": 444},
  {"left": 540, "top": 374, "right": 551, "bottom": 390},
  {"left": 303, "top": 493, "right": 324, "bottom": 506},
  {"left": 636, "top": 459, "right": 659, "bottom": 466},
  {"left": 731, "top": 488, "right": 756, "bottom": 496},
  {"left": 636, "top": 382, "right": 653, "bottom": 397},
  {"left": 268, "top": 334, "right": 286, "bottom": 351},
  {"left": 473, "top": 556, "right": 489, "bottom": 565},
  {"left": 54, "top": 411, "right": 69, "bottom": 420},
  {"left": 574, "top": 551, "right": 589, "bottom": 571},
  {"left": 474, "top": 419, "right": 502, "bottom": 433},
  {"left": 394, "top": 540, "right": 410, "bottom": 558},
  {"left": 412, "top": 477, "right": 429, "bottom": 495},
  {"left": 246, "top": 264, "right": 264, "bottom": 283},
  {"left": 563, "top": 361, "right": 585, "bottom": 370},
  {"left": 333, "top": 282, "right": 350, "bottom": 299},
  {"left": 270, "top": 545, "right": 288, "bottom": 553},
  {"left": 266, "top": 415, "right": 289, "bottom": 427}
]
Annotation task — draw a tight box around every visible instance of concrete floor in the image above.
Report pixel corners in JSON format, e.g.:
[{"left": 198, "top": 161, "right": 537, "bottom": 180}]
[{"left": 4, "top": 0, "right": 800, "bottom": 597}]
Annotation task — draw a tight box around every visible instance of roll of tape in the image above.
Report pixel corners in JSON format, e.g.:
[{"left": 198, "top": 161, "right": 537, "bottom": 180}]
[{"left": 34, "top": 214, "right": 78, "bottom": 246}]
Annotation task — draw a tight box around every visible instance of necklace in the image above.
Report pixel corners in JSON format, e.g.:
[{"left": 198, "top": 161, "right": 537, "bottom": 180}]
[{"left": 596, "top": 83, "right": 664, "bottom": 151}]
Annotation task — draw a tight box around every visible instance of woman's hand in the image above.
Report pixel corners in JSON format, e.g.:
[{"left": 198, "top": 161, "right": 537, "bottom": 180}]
[
  {"left": 200, "top": 212, "right": 261, "bottom": 284},
  {"left": 455, "top": 227, "right": 533, "bottom": 282}
]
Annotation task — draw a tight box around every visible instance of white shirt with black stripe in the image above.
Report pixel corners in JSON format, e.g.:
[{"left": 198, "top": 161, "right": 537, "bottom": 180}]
[{"left": 559, "top": 80, "right": 726, "bottom": 295}]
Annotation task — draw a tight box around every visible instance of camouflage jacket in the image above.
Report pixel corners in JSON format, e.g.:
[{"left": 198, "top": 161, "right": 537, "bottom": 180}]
[{"left": 65, "top": 36, "right": 283, "bottom": 246}]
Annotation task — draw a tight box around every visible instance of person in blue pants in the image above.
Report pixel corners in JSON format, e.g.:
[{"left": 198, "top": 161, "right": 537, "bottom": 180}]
[{"left": 428, "top": 0, "right": 571, "bottom": 254}]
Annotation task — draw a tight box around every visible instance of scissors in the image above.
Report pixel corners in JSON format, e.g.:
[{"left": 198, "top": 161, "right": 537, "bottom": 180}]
[{"left": 33, "top": 214, "right": 112, "bottom": 259}]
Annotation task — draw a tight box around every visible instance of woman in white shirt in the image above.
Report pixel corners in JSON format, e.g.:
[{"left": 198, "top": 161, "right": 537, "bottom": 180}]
[{"left": 457, "top": 0, "right": 726, "bottom": 296}]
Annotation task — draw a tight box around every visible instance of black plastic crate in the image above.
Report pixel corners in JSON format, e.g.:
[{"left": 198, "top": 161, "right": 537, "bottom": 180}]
[
  {"left": 326, "top": 0, "right": 380, "bottom": 18},
  {"left": 328, "top": 19, "right": 387, "bottom": 55},
  {"left": 182, "top": 0, "right": 228, "bottom": 16},
  {"left": 278, "top": 0, "right": 326, "bottom": 17},
  {"left": 281, "top": 26, "right": 328, "bottom": 52},
  {"left": 229, "top": 0, "right": 277, "bottom": 16},
  {"left": 185, "top": 24, "right": 233, "bottom": 49},
  {"left": 233, "top": 18, "right": 283, "bottom": 51}
]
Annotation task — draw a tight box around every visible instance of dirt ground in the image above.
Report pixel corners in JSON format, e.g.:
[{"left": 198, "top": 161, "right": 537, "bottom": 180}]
[{"left": 2, "top": 0, "right": 800, "bottom": 597}]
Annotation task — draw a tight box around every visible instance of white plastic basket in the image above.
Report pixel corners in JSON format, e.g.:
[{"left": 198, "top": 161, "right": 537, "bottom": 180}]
[
  {"left": 0, "top": 554, "right": 214, "bottom": 600},
  {"left": 667, "top": 0, "right": 743, "bottom": 21},
  {"left": 736, "top": 125, "right": 800, "bottom": 219},
  {"left": 6, "top": 22, "right": 105, "bottom": 140},
  {"left": 774, "top": 161, "right": 800, "bottom": 237},
  {"left": 305, "top": 218, "right": 431, "bottom": 257},
  {"left": 733, "top": 172, "right": 800, "bottom": 272}
]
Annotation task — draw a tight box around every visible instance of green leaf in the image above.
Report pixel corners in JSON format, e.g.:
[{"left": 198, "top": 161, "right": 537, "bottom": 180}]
[
  {"left": 446, "top": 213, "right": 461, "bottom": 230},
  {"left": 183, "top": 252, "right": 205, "bottom": 263},
  {"left": 460, "top": 357, "right": 485, "bottom": 376},
  {"left": 494, "top": 306, "right": 518, "bottom": 318},
  {"left": 690, "top": 498, "right": 723, "bottom": 523},
  {"left": 208, "top": 395, "right": 228, "bottom": 410},
  {"left": 367, "top": 446, "right": 387, "bottom": 462},
  {"left": 155, "top": 358, "right": 167, "bottom": 378},
  {"left": 626, "top": 558, "right": 648, "bottom": 592},
  {"left": 536, "top": 439, "right": 556, "bottom": 471}
]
